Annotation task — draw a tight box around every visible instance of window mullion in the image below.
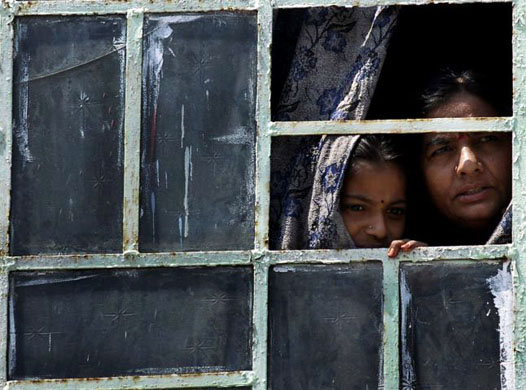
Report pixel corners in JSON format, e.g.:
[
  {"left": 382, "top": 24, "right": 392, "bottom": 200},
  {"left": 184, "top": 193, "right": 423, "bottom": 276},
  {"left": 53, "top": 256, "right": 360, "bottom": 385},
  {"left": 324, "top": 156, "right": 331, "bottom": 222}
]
[
  {"left": 14, "top": 1, "right": 257, "bottom": 16},
  {"left": 0, "top": 11, "right": 12, "bottom": 385},
  {"left": 0, "top": 9, "right": 13, "bottom": 257},
  {"left": 254, "top": 0, "right": 272, "bottom": 251},
  {"left": 253, "top": 260, "right": 269, "bottom": 390},
  {"left": 268, "top": 117, "right": 512, "bottom": 136},
  {"left": 122, "top": 9, "right": 143, "bottom": 254},
  {"left": 512, "top": 0, "right": 526, "bottom": 386},
  {"left": 0, "top": 270, "right": 7, "bottom": 387},
  {"left": 382, "top": 258, "right": 400, "bottom": 390},
  {"left": 252, "top": 0, "right": 272, "bottom": 386}
]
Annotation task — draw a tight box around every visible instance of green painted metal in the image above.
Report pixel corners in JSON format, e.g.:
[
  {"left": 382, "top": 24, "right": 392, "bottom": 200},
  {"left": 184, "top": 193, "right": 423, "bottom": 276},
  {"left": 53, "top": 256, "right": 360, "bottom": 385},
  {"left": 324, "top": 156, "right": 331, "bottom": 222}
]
[
  {"left": 254, "top": 0, "right": 273, "bottom": 252},
  {"left": 382, "top": 258, "right": 399, "bottom": 390},
  {"left": 0, "top": 7, "right": 13, "bottom": 256},
  {"left": 3, "top": 251, "right": 254, "bottom": 271},
  {"left": 252, "top": 261, "right": 269, "bottom": 390},
  {"left": 0, "top": 245, "right": 508, "bottom": 272},
  {"left": 0, "top": 271, "right": 8, "bottom": 387},
  {"left": 123, "top": 9, "right": 143, "bottom": 254},
  {"left": 12, "top": 1, "right": 256, "bottom": 16},
  {"left": 513, "top": 0, "right": 526, "bottom": 386},
  {"left": 269, "top": 117, "right": 512, "bottom": 136},
  {"left": 266, "top": 245, "right": 510, "bottom": 264},
  {"left": 4, "top": 371, "right": 255, "bottom": 390}
]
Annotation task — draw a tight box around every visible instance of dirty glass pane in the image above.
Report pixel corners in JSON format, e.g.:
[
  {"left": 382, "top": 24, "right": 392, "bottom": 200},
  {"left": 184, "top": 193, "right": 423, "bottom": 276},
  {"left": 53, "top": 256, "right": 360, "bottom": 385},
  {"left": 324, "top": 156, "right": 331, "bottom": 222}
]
[
  {"left": 140, "top": 13, "right": 257, "bottom": 252},
  {"left": 11, "top": 17, "right": 125, "bottom": 255},
  {"left": 269, "top": 263, "right": 383, "bottom": 389},
  {"left": 9, "top": 267, "right": 253, "bottom": 379},
  {"left": 401, "top": 262, "right": 512, "bottom": 389}
]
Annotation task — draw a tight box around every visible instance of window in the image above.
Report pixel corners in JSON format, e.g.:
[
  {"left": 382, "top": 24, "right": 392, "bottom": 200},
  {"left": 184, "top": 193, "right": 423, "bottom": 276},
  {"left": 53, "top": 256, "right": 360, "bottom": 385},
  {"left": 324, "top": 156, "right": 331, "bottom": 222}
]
[{"left": 0, "top": 1, "right": 522, "bottom": 390}]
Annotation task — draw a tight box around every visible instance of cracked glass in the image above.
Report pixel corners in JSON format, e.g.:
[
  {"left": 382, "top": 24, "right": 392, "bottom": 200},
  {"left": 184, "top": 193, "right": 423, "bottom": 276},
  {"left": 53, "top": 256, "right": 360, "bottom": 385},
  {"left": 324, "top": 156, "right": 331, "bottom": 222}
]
[{"left": 11, "top": 16, "right": 126, "bottom": 255}]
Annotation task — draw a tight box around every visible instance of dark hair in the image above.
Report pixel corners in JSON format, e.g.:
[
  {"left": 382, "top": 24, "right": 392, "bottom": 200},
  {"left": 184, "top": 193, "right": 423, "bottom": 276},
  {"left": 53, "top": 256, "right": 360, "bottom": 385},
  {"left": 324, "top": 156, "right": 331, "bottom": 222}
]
[
  {"left": 348, "top": 134, "right": 405, "bottom": 173},
  {"left": 421, "top": 69, "right": 509, "bottom": 116}
]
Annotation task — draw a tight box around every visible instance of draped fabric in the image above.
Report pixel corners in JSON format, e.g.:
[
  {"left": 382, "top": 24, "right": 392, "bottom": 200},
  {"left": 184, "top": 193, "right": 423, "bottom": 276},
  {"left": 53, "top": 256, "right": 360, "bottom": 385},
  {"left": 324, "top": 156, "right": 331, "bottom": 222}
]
[
  {"left": 486, "top": 204, "right": 512, "bottom": 245},
  {"left": 270, "top": 6, "right": 399, "bottom": 249},
  {"left": 275, "top": 6, "right": 399, "bottom": 122}
]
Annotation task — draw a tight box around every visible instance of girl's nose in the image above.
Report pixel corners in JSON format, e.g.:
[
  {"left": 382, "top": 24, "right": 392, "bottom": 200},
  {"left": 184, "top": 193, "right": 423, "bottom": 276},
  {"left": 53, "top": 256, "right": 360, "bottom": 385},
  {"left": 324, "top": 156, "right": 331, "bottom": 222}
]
[{"left": 366, "top": 216, "right": 387, "bottom": 240}]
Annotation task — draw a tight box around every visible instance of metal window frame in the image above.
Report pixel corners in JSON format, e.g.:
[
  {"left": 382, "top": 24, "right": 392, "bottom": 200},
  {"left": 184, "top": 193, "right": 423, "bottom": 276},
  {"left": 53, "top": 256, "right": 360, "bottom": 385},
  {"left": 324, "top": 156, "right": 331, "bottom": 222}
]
[{"left": 0, "top": 0, "right": 523, "bottom": 389}]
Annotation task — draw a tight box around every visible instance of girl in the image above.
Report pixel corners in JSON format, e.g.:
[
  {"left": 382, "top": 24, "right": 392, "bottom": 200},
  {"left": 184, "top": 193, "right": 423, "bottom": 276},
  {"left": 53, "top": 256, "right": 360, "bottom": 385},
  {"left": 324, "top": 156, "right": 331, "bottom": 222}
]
[{"left": 273, "top": 133, "right": 423, "bottom": 253}]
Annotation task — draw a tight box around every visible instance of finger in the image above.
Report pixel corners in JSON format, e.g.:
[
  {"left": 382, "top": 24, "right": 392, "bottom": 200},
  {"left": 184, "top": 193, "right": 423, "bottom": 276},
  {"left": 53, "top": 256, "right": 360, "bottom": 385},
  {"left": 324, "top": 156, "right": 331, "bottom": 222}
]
[
  {"left": 401, "top": 240, "right": 419, "bottom": 251},
  {"left": 388, "top": 240, "right": 405, "bottom": 258}
]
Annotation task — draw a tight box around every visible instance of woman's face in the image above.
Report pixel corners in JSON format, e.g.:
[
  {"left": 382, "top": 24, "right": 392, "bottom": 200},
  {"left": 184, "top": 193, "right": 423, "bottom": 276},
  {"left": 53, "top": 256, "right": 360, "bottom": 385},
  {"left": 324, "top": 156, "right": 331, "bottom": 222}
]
[
  {"left": 422, "top": 91, "right": 512, "bottom": 229},
  {"left": 341, "top": 161, "right": 407, "bottom": 248}
]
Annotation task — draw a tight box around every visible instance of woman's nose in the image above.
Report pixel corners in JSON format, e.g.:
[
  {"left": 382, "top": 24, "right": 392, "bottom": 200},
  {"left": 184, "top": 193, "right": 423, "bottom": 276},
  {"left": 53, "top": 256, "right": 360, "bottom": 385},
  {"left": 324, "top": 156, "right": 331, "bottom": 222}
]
[{"left": 456, "top": 146, "right": 483, "bottom": 175}]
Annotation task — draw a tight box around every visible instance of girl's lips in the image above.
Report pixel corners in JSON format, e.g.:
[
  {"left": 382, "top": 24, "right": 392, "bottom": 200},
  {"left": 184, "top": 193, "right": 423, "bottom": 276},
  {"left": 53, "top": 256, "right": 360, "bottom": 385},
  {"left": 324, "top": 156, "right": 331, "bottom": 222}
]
[{"left": 455, "top": 187, "right": 491, "bottom": 203}]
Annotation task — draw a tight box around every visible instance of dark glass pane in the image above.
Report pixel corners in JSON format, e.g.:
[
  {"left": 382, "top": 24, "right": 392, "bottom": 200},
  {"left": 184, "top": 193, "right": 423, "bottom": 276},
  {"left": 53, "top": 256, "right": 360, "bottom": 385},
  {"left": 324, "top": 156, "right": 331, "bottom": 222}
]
[
  {"left": 140, "top": 13, "right": 257, "bottom": 252},
  {"left": 11, "top": 17, "right": 126, "bottom": 255},
  {"left": 9, "top": 267, "right": 253, "bottom": 379},
  {"left": 269, "top": 263, "right": 383, "bottom": 389},
  {"left": 401, "top": 262, "right": 512, "bottom": 389}
]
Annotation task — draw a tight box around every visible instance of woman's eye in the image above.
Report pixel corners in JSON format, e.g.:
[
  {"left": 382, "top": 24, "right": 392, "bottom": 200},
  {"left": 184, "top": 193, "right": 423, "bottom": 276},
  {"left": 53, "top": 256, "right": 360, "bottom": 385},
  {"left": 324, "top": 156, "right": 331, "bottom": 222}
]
[
  {"left": 430, "top": 145, "right": 452, "bottom": 157},
  {"left": 387, "top": 207, "right": 406, "bottom": 217},
  {"left": 477, "top": 135, "right": 499, "bottom": 144}
]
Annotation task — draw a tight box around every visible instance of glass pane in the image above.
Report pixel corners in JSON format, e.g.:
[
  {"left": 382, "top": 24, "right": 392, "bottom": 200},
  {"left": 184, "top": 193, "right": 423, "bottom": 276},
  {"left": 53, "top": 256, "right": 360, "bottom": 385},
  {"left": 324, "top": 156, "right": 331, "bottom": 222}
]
[
  {"left": 11, "top": 17, "right": 126, "bottom": 255},
  {"left": 140, "top": 13, "right": 257, "bottom": 252},
  {"left": 401, "top": 262, "right": 512, "bottom": 389},
  {"left": 9, "top": 267, "right": 253, "bottom": 379},
  {"left": 269, "top": 263, "right": 383, "bottom": 389}
]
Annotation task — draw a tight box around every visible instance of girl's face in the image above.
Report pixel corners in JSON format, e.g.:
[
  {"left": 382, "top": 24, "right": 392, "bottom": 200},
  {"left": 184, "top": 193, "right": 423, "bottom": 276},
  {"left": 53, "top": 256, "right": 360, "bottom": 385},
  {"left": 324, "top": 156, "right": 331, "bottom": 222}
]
[{"left": 341, "top": 161, "right": 407, "bottom": 248}]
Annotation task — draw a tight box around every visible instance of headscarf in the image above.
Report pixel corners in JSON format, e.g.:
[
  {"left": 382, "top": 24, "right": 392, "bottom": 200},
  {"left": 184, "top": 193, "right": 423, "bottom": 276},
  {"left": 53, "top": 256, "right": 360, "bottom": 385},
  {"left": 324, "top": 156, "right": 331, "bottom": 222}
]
[{"left": 272, "top": 135, "right": 360, "bottom": 249}]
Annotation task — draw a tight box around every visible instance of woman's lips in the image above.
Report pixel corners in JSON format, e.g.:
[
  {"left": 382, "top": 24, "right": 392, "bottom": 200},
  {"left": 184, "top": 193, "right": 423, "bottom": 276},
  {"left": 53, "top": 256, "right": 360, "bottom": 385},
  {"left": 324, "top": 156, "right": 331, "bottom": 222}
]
[{"left": 455, "top": 186, "right": 491, "bottom": 203}]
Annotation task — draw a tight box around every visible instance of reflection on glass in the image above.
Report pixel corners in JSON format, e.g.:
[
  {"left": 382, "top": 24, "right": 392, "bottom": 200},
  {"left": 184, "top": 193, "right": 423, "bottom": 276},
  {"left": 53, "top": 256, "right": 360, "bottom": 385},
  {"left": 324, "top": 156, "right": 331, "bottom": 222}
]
[
  {"left": 11, "top": 17, "right": 126, "bottom": 255},
  {"left": 401, "top": 261, "right": 511, "bottom": 389},
  {"left": 269, "top": 263, "right": 383, "bottom": 389},
  {"left": 9, "top": 267, "right": 253, "bottom": 379},
  {"left": 140, "top": 13, "right": 257, "bottom": 252}
]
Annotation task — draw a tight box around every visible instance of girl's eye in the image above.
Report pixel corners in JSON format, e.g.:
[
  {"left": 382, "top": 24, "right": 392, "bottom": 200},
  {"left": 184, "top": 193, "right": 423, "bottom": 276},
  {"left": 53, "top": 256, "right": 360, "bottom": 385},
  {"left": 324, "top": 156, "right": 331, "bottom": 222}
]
[
  {"left": 343, "top": 204, "right": 364, "bottom": 212},
  {"left": 387, "top": 207, "right": 406, "bottom": 217}
]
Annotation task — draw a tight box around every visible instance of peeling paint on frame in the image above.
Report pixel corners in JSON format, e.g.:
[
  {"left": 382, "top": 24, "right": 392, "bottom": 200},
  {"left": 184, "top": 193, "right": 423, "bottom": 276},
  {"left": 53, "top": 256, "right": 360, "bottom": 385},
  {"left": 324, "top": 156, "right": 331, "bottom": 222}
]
[
  {"left": 123, "top": 9, "right": 143, "bottom": 254},
  {"left": 3, "top": 371, "right": 255, "bottom": 390},
  {"left": 0, "top": 8, "right": 13, "bottom": 257},
  {"left": 513, "top": 0, "right": 526, "bottom": 384}
]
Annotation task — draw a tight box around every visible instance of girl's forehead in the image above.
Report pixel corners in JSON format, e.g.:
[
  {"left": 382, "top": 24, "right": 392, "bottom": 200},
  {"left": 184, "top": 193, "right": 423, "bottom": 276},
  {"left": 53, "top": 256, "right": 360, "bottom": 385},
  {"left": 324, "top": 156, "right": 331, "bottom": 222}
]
[{"left": 349, "top": 160, "right": 406, "bottom": 176}]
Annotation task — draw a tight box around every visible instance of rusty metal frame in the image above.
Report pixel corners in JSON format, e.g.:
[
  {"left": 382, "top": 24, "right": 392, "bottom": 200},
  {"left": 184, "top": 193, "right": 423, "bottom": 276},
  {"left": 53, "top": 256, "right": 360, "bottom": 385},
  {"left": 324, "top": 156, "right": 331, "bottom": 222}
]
[{"left": 0, "top": 0, "right": 521, "bottom": 389}]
